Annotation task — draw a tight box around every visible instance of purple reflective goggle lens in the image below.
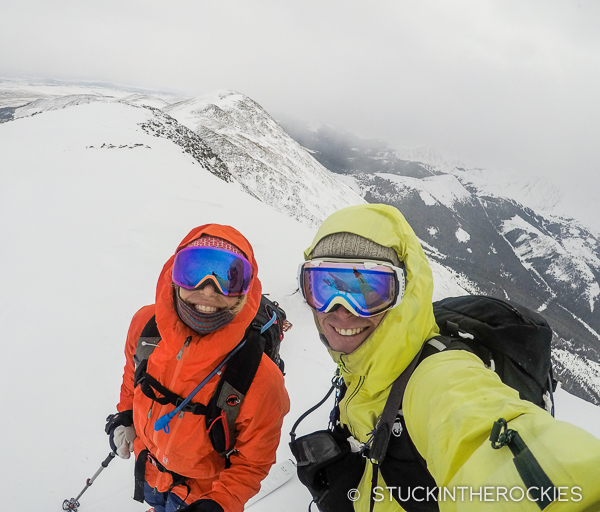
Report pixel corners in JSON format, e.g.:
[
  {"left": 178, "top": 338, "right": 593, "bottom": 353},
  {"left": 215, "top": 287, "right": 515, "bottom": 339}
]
[
  {"left": 299, "top": 260, "right": 405, "bottom": 317},
  {"left": 172, "top": 247, "right": 253, "bottom": 296}
]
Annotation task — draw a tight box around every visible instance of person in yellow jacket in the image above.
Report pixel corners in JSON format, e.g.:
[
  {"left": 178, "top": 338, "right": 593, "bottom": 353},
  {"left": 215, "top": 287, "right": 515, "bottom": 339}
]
[{"left": 294, "top": 203, "right": 600, "bottom": 511}]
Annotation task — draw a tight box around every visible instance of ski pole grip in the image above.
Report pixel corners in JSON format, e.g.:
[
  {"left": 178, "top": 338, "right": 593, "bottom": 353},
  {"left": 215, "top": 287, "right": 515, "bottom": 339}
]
[{"left": 102, "top": 452, "right": 116, "bottom": 467}]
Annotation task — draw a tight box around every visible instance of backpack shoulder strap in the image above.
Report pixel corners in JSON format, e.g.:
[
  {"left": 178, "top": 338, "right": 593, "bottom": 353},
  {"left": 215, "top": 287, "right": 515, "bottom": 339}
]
[
  {"left": 368, "top": 334, "right": 470, "bottom": 464},
  {"left": 364, "top": 344, "right": 429, "bottom": 512},
  {"left": 134, "top": 315, "right": 161, "bottom": 367},
  {"left": 206, "top": 324, "right": 265, "bottom": 460},
  {"left": 367, "top": 342, "right": 428, "bottom": 465},
  {"left": 420, "top": 334, "right": 476, "bottom": 360},
  {"left": 133, "top": 315, "right": 162, "bottom": 388}
]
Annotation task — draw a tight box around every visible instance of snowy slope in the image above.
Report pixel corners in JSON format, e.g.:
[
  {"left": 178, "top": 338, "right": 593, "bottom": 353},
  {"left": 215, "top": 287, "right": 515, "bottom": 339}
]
[
  {"left": 452, "top": 167, "right": 563, "bottom": 216},
  {"left": 1, "top": 90, "right": 600, "bottom": 512},
  {"left": 0, "top": 76, "right": 185, "bottom": 108},
  {"left": 164, "top": 91, "right": 365, "bottom": 227}
]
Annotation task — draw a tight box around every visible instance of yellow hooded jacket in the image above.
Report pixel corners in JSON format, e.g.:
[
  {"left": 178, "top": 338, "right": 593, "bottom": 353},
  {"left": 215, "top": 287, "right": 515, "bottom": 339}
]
[{"left": 305, "top": 204, "right": 600, "bottom": 511}]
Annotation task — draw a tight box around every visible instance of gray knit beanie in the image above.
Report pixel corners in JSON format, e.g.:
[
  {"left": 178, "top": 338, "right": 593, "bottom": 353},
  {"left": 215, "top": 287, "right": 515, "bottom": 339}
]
[{"left": 312, "top": 232, "right": 401, "bottom": 267}]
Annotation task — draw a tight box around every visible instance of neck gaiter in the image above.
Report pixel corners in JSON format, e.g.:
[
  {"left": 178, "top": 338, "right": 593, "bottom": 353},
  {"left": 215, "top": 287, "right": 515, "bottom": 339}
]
[{"left": 175, "top": 292, "right": 235, "bottom": 335}]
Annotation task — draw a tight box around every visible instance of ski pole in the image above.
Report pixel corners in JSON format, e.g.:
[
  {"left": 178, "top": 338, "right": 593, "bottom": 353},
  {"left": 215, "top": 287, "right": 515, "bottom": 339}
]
[{"left": 62, "top": 452, "right": 116, "bottom": 511}]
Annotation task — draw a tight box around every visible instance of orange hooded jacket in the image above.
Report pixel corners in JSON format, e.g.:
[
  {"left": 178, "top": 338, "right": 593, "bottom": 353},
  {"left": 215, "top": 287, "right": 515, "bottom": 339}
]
[{"left": 117, "top": 224, "right": 290, "bottom": 512}]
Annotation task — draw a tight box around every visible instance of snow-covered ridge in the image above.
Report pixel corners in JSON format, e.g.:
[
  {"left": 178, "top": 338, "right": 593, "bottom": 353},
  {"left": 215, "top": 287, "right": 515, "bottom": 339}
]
[
  {"left": 13, "top": 94, "right": 108, "bottom": 118},
  {"left": 0, "top": 76, "right": 185, "bottom": 108},
  {"left": 377, "top": 173, "right": 474, "bottom": 211},
  {"left": 453, "top": 167, "right": 563, "bottom": 214},
  {"left": 1, "top": 81, "right": 365, "bottom": 227},
  {"left": 554, "top": 348, "right": 600, "bottom": 400},
  {"left": 501, "top": 214, "right": 600, "bottom": 313},
  {"left": 138, "top": 106, "right": 233, "bottom": 183},
  {"left": 394, "top": 144, "right": 467, "bottom": 173},
  {"left": 164, "top": 90, "right": 365, "bottom": 226}
]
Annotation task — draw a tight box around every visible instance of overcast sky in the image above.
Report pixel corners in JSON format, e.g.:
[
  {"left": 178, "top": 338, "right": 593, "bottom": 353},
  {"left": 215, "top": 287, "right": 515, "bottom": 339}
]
[{"left": 2, "top": 0, "right": 600, "bottom": 229}]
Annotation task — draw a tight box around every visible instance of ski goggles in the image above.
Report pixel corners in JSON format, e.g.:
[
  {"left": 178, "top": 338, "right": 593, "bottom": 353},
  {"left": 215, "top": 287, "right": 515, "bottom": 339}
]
[
  {"left": 172, "top": 247, "right": 253, "bottom": 296},
  {"left": 298, "top": 258, "right": 406, "bottom": 317}
]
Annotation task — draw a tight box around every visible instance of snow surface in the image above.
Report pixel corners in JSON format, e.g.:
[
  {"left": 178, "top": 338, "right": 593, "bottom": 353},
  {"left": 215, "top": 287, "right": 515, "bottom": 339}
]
[
  {"left": 375, "top": 173, "right": 473, "bottom": 212},
  {"left": 1, "top": 97, "right": 600, "bottom": 512},
  {"left": 501, "top": 215, "right": 600, "bottom": 312},
  {"left": 455, "top": 228, "right": 470, "bottom": 243},
  {"left": 13, "top": 94, "right": 108, "bottom": 119},
  {"left": 452, "top": 167, "right": 563, "bottom": 215},
  {"left": 0, "top": 76, "right": 185, "bottom": 109}
]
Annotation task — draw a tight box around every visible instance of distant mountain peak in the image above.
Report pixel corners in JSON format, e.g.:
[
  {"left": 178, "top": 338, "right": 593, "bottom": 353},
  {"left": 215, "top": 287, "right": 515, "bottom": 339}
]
[{"left": 165, "top": 91, "right": 365, "bottom": 227}]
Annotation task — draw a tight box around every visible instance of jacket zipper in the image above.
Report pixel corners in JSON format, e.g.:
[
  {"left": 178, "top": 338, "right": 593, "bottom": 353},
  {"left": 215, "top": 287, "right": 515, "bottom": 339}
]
[
  {"left": 339, "top": 358, "right": 365, "bottom": 438},
  {"left": 177, "top": 337, "right": 192, "bottom": 360},
  {"left": 151, "top": 335, "right": 193, "bottom": 451}
]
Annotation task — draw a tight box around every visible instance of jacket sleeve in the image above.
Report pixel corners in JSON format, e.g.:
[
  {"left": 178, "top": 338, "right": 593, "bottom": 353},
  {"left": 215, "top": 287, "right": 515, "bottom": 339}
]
[
  {"left": 116, "top": 305, "right": 155, "bottom": 412},
  {"left": 404, "top": 350, "right": 600, "bottom": 511},
  {"left": 201, "top": 358, "right": 291, "bottom": 512}
]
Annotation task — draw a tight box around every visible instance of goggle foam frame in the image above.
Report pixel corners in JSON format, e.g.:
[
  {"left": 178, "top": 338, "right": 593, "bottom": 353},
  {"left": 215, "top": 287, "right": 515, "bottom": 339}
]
[
  {"left": 298, "top": 258, "right": 406, "bottom": 317},
  {"left": 172, "top": 246, "right": 253, "bottom": 296}
]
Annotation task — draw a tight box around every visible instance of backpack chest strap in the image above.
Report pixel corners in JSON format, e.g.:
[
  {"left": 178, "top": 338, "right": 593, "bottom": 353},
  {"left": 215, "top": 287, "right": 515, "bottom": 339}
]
[{"left": 136, "top": 362, "right": 209, "bottom": 415}]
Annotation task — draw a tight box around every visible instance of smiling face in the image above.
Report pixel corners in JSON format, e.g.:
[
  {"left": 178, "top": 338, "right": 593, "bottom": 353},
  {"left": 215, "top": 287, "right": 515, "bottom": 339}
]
[
  {"left": 179, "top": 283, "right": 239, "bottom": 313},
  {"left": 316, "top": 305, "right": 386, "bottom": 354}
]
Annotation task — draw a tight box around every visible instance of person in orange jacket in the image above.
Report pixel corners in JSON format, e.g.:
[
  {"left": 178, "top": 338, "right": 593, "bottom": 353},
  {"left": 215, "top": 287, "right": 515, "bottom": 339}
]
[{"left": 105, "top": 224, "right": 290, "bottom": 512}]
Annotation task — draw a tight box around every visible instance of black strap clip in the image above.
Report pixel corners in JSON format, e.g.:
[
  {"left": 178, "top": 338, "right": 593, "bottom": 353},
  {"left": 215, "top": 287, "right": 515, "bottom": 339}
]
[{"left": 489, "top": 418, "right": 557, "bottom": 511}]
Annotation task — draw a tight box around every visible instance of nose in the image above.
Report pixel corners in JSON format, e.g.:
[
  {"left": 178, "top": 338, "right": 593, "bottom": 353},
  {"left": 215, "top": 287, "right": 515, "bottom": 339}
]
[
  {"left": 330, "top": 304, "right": 355, "bottom": 319},
  {"left": 196, "top": 281, "right": 220, "bottom": 296}
]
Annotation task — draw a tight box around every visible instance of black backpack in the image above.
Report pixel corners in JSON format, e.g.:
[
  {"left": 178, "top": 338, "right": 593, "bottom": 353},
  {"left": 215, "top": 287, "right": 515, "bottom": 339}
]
[
  {"left": 431, "top": 294, "right": 556, "bottom": 414},
  {"left": 134, "top": 294, "right": 289, "bottom": 459}
]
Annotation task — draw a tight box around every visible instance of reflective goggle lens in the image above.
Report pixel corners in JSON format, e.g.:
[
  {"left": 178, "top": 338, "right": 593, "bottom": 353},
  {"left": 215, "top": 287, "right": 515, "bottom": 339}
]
[
  {"left": 299, "top": 260, "right": 405, "bottom": 317},
  {"left": 172, "top": 247, "right": 253, "bottom": 296}
]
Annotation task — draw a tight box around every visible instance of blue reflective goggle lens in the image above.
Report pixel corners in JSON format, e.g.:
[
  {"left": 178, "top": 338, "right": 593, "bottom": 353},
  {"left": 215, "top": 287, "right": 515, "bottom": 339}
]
[
  {"left": 172, "top": 247, "right": 253, "bottom": 296},
  {"left": 299, "top": 260, "right": 404, "bottom": 317}
]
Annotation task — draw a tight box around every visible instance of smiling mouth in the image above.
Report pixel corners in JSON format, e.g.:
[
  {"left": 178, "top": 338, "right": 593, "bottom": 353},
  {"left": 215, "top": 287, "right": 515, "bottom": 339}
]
[
  {"left": 194, "top": 304, "right": 220, "bottom": 313},
  {"left": 334, "top": 326, "right": 368, "bottom": 336}
]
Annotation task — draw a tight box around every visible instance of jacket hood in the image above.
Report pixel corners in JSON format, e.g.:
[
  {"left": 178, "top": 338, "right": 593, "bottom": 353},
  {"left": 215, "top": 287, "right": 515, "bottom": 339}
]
[
  {"left": 154, "top": 224, "right": 262, "bottom": 365},
  {"left": 305, "top": 204, "right": 438, "bottom": 437}
]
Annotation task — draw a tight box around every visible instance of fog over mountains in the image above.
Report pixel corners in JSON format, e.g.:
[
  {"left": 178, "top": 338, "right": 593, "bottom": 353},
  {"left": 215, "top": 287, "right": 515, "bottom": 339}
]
[{"left": 1, "top": 78, "right": 599, "bottom": 405}]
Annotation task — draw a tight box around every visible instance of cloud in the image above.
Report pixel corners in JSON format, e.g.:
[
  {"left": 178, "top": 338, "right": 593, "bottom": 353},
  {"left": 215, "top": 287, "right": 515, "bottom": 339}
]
[{"left": 2, "top": 0, "right": 599, "bottom": 225}]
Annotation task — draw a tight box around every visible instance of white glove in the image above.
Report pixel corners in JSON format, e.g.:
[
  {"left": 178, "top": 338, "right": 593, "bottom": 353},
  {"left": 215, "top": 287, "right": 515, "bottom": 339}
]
[{"left": 112, "top": 424, "right": 136, "bottom": 459}]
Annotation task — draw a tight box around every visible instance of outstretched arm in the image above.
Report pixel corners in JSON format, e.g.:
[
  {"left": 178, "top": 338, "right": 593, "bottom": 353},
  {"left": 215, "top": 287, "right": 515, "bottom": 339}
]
[{"left": 405, "top": 350, "right": 600, "bottom": 511}]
